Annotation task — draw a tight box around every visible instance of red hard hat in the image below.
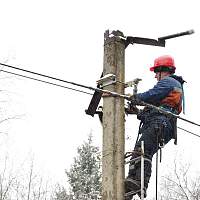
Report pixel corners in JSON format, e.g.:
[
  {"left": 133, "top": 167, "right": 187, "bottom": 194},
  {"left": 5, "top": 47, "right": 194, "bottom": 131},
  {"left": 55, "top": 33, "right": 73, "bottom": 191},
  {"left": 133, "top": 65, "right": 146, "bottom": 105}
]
[{"left": 150, "top": 55, "right": 176, "bottom": 73}]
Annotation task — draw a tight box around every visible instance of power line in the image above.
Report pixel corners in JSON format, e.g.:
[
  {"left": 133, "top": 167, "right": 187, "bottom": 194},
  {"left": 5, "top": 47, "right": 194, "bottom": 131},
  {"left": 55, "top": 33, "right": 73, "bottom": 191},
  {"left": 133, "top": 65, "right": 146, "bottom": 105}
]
[
  {"left": 0, "top": 62, "right": 98, "bottom": 92},
  {"left": 2, "top": 68, "right": 200, "bottom": 139},
  {"left": 1, "top": 62, "right": 200, "bottom": 128},
  {"left": 0, "top": 62, "right": 128, "bottom": 99},
  {"left": 137, "top": 101, "right": 200, "bottom": 127},
  {"left": 178, "top": 126, "right": 200, "bottom": 138},
  {"left": 0, "top": 69, "right": 93, "bottom": 96}
]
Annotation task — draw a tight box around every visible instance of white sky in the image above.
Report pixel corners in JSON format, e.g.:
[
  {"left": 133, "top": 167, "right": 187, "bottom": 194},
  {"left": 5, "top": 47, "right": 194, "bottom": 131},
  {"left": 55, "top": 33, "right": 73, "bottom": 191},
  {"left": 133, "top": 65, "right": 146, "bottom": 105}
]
[{"left": 0, "top": 0, "right": 200, "bottom": 197}]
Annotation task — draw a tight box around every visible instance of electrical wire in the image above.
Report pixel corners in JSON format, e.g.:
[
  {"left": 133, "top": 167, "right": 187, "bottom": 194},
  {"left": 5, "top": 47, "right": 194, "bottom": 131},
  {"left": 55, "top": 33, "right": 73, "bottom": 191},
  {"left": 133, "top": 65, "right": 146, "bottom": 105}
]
[
  {"left": 3, "top": 70, "right": 200, "bottom": 140},
  {"left": 0, "top": 62, "right": 129, "bottom": 99},
  {"left": 138, "top": 101, "right": 200, "bottom": 127},
  {"left": 1, "top": 60, "right": 198, "bottom": 200},
  {"left": 178, "top": 126, "right": 200, "bottom": 138},
  {"left": 0, "top": 62, "right": 100, "bottom": 92},
  {"left": 0, "top": 69, "right": 93, "bottom": 96},
  {"left": 2, "top": 68, "right": 200, "bottom": 139},
  {"left": 1, "top": 62, "right": 200, "bottom": 129}
]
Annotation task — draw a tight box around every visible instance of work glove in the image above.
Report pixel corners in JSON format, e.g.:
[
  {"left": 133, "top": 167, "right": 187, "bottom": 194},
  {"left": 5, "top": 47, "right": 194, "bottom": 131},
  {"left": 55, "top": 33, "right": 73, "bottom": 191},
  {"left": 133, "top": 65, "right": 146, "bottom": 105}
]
[
  {"left": 125, "top": 102, "right": 140, "bottom": 115},
  {"left": 126, "top": 93, "right": 140, "bottom": 105}
]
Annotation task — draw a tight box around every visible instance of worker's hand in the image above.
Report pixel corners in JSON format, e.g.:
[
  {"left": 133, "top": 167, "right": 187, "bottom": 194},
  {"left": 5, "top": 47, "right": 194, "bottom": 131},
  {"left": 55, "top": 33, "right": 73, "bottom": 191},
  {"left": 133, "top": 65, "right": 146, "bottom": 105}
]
[
  {"left": 125, "top": 106, "right": 139, "bottom": 115},
  {"left": 128, "top": 95, "right": 142, "bottom": 106},
  {"left": 125, "top": 93, "right": 134, "bottom": 101},
  {"left": 125, "top": 93, "right": 137, "bottom": 101}
]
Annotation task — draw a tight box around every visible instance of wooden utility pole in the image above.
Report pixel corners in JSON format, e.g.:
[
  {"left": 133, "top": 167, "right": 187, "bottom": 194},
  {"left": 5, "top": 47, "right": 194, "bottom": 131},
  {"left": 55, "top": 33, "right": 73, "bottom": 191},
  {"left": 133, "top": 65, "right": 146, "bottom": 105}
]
[{"left": 102, "top": 30, "right": 125, "bottom": 200}]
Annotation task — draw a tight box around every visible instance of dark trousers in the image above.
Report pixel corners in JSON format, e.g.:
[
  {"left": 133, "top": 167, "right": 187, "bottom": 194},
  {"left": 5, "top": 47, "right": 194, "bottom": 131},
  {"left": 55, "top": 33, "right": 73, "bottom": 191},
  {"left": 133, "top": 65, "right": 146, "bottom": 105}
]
[{"left": 127, "top": 115, "right": 174, "bottom": 189}]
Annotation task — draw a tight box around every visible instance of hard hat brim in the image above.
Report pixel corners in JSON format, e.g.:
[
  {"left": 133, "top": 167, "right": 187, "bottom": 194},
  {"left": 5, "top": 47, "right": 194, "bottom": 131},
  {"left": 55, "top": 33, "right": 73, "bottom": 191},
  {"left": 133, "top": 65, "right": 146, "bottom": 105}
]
[
  {"left": 149, "top": 65, "right": 176, "bottom": 73},
  {"left": 150, "top": 66, "right": 155, "bottom": 71}
]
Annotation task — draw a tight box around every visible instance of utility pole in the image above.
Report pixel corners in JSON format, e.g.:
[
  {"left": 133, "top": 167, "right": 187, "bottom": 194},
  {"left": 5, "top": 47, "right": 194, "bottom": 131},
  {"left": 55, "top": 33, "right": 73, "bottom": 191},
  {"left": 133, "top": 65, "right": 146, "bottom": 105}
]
[
  {"left": 84, "top": 29, "right": 194, "bottom": 200},
  {"left": 102, "top": 30, "right": 125, "bottom": 200}
]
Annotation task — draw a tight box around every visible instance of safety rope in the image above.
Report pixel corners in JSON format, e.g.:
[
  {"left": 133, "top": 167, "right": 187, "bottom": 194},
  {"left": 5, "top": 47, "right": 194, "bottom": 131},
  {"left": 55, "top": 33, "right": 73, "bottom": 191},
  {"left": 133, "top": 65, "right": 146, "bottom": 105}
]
[
  {"left": 155, "top": 148, "right": 159, "bottom": 200},
  {"left": 155, "top": 126, "right": 162, "bottom": 200}
]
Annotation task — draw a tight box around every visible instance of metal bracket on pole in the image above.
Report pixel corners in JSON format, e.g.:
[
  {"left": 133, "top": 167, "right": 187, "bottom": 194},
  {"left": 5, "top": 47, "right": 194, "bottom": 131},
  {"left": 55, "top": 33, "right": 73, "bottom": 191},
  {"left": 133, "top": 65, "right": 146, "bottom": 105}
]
[
  {"left": 85, "top": 73, "right": 103, "bottom": 117},
  {"left": 85, "top": 73, "right": 116, "bottom": 117},
  {"left": 96, "top": 73, "right": 116, "bottom": 88}
]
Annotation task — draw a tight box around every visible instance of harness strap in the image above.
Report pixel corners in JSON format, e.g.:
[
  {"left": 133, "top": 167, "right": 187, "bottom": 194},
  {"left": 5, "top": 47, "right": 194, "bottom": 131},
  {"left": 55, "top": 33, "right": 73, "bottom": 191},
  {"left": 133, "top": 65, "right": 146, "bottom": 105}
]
[
  {"left": 136, "top": 121, "right": 143, "bottom": 143},
  {"left": 128, "top": 157, "right": 152, "bottom": 168}
]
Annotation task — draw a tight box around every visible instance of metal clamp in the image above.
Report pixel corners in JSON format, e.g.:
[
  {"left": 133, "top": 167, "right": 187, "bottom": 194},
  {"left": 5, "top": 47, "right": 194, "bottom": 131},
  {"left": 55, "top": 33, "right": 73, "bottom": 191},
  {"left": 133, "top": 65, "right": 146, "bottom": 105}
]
[
  {"left": 125, "top": 78, "right": 142, "bottom": 94},
  {"left": 96, "top": 73, "right": 116, "bottom": 88},
  {"left": 125, "top": 78, "right": 142, "bottom": 87}
]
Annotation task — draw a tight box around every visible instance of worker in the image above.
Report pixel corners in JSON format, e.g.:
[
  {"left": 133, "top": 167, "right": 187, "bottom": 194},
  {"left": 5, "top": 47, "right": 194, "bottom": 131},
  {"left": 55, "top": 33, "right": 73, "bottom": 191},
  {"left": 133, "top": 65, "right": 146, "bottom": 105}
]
[{"left": 125, "top": 55, "right": 185, "bottom": 199}]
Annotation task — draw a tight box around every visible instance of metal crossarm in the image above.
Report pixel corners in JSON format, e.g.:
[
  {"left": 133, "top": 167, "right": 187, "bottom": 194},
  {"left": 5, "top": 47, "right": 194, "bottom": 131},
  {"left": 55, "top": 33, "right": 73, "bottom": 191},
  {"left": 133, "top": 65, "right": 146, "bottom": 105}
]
[
  {"left": 125, "top": 36, "right": 165, "bottom": 48},
  {"left": 125, "top": 29, "right": 194, "bottom": 48}
]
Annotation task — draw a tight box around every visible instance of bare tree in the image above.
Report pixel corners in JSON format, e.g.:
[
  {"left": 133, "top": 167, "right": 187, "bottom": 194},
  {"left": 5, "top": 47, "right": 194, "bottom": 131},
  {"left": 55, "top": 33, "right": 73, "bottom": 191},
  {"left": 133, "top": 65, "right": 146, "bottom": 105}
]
[
  {"left": 15, "top": 156, "right": 52, "bottom": 200},
  {"left": 0, "top": 61, "right": 59, "bottom": 199},
  {"left": 159, "top": 159, "right": 200, "bottom": 200},
  {"left": 0, "top": 155, "right": 17, "bottom": 200},
  {"left": 0, "top": 153, "right": 54, "bottom": 200}
]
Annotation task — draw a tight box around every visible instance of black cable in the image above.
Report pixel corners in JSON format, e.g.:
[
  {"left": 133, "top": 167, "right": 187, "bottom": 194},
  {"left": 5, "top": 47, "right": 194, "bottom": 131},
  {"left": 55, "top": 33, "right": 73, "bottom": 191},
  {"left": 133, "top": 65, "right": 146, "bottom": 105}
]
[
  {"left": 178, "top": 126, "right": 200, "bottom": 138},
  {"left": 0, "top": 62, "right": 96, "bottom": 91},
  {"left": 0, "top": 62, "right": 128, "bottom": 98},
  {"left": 3, "top": 68, "right": 200, "bottom": 139},
  {"left": 0, "top": 69, "right": 93, "bottom": 96},
  {"left": 138, "top": 101, "right": 200, "bottom": 127},
  {"left": 1, "top": 62, "right": 200, "bottom": 129}
]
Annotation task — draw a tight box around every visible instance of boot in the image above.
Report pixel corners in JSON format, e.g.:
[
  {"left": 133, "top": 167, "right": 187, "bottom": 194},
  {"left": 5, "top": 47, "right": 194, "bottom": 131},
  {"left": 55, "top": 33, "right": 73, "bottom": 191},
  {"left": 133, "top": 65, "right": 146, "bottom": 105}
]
[
  {"left": 125, "top": 176, "right": 148, "bottom": 199},
  {"left": 125, "top": 177, "right": 141, "bottom": 199},
  {"left": 125, "top": 156, "right": 151, "bottom": 199}
]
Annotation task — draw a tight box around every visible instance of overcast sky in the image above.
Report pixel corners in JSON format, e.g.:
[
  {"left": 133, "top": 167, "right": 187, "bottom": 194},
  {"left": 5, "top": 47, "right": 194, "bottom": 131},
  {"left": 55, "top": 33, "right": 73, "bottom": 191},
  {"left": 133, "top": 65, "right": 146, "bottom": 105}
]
[{"left": 0, "top": 0, "right": 200, "bottom": 197}]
